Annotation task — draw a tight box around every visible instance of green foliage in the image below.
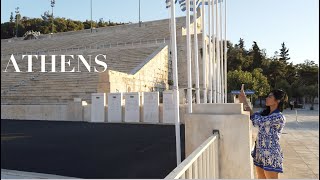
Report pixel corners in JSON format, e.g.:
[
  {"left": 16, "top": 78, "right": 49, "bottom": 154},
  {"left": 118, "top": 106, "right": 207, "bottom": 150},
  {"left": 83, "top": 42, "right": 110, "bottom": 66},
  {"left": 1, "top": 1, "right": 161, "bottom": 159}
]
[
  {"left": 275, "top": 79, "right": 291, "bottom": 97},
  {"left": 227, "top": 39, "right": 252, "bottom": 71},
  {"left": 10, "top": 12, "right": 14, "bottom": 23},
  {"left": 279, "top": 42, "right": 290, "bottom": 63},
  {"left": 248, "top": 41, "right": 264, "bottom": 71},
  {"left": 227, "top": 39, "right": 318, "bottom": 105},
  {"left": 265, "top": 59, "right": 287, "bottom": 88},
  {"left": 1, "top": 12, "right": 125, "bottom": 39},
  {"left": 252, "top": 68, "right": 270, "bottom": 98},
  {"left": 1, "top": 22, "right": 15, "bottom": 39},
  {"left": 227, "top": 68, "right": 270, "bottom": 99},
  {"left": 284, "top": 62, "right": 297, "bottom": 85},
  {"left": 304, "top": 84, "right": 318, "bottom": 107},
  {"left": 296, "top": 60, "right": 318, "bottom": 86},
  {"left": 227, "top": 69, "right": 254, "bottom": 92}
]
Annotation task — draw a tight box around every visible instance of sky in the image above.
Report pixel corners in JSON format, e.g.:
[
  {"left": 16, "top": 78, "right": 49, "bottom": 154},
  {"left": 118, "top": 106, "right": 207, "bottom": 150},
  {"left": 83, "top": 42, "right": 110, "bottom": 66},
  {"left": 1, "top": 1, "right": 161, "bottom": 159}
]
[{"left": 1, "top": 0, "right": 319, "bottom": 65}]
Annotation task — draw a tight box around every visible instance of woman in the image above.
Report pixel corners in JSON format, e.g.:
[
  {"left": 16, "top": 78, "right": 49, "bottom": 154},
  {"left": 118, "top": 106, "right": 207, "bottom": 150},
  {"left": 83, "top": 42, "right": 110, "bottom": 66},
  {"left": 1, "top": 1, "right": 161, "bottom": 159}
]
[{"left": 239, "top": 89, "right": 288, "bottom": 179}]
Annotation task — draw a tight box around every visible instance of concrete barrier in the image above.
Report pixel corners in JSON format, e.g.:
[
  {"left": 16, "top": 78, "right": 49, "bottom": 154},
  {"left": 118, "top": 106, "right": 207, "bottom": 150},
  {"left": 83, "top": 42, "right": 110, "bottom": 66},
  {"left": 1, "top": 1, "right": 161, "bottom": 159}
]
[{"left": 184, "top": 103, "right": 254, "bottom": 179}]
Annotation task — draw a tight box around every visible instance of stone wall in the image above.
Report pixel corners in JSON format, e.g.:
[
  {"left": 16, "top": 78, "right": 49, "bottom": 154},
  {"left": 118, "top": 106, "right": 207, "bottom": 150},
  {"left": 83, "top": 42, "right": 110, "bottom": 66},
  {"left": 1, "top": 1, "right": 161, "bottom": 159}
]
[
  {"left": 1, "top": 104, "right": 69, "bottom": 121},
  {"left": 107, "top": 45, "right": 169, "bottom": 98},
  {"left": 1, "top": 103, "right": 187, "bottom": 124}
]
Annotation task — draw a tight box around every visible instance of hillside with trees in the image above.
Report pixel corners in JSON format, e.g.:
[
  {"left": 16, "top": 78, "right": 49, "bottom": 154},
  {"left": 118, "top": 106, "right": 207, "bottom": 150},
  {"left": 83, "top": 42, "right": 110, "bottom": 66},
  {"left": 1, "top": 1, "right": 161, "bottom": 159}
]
[
  {"left": 1, "top": 12, "right": 125, "bottom": 39},
  {"left": 227, "top": 39, "right": 319, "bottom": 109}
]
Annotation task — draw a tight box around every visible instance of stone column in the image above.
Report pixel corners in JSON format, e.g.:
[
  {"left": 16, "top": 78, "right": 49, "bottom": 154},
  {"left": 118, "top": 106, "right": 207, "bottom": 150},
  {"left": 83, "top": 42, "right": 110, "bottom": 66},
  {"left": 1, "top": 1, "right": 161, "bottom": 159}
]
[{"left": 185, "top": 103, "right": 254, "bottom": 179}]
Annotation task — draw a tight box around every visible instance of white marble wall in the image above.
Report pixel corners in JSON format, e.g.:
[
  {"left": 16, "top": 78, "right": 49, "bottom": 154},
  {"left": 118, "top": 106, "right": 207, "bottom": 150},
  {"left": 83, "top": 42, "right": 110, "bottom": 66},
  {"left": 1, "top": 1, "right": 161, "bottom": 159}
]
[
  {"left": 91, "top": 93, "right": 106, "bottom": 123},
  {"left": 107, "top": 93, "right": 123, "bottom": 123},
  {"left": 162, "top": 91, "right": 175, "bottom": 124},
  {"left": 142, "top": 92, "right": 159, "bottom": 123},
  {"left": 124, "top": 92, "right": 140, "bottom": 123}
]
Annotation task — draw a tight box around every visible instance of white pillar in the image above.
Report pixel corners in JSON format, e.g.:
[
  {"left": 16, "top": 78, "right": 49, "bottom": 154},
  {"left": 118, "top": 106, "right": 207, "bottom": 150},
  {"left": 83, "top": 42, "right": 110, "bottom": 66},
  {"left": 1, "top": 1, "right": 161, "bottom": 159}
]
[
  {"left": 187, "top": 0, "right": 193, "bottom": 113},
  {"left": 170, "top": 0, "right": 181, "bottom": 165},
  {"left": 224, "top": 0, "right": 228, "bottom": 103},
  {"left": 202, "top": 0, "right": 207, "bottom": 104},
  {"left": 193, "top": 1, "right": 200, "bottom": 104},
  {"left": 220, "top": 1, "right": 224, "bottom": 103},
  {"left": 215, "top": 0, "right": 221, "bottom": 103},
  {"left": 208, "top": 0, "right": 213, "bottom": 103},
  {"left": 212, "top": 0, "right": 216, "bottom": 103}
]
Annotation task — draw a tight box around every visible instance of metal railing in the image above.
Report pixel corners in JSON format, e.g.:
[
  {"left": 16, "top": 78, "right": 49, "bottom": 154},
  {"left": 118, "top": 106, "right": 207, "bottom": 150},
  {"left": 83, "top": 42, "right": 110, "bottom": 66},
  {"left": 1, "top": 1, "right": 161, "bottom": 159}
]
[{"left": 165, "top": 132, "right": 219, "bottom": 179}]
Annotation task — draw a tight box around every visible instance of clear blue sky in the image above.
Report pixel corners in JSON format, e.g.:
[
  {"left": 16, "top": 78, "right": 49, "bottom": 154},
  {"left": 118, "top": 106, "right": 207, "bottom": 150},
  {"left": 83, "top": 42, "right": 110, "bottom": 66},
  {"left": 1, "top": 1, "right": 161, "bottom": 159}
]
[{"left": 1, "top": 0, "right": 319, "bottom": 65}]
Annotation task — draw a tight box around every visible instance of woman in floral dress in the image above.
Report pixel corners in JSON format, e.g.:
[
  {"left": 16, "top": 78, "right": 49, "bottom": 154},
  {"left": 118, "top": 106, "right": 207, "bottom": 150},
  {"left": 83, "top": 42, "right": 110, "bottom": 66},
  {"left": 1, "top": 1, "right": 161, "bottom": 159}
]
[{"left": 240, "top": 89, "right": 288, "bottom": 179}]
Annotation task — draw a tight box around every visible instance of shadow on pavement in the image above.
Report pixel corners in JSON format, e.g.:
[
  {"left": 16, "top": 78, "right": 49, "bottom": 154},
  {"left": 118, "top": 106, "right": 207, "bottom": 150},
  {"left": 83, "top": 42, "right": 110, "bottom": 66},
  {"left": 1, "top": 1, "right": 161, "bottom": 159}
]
[{"left": 1, "top": 119, "right": 185, "bottom": 179}]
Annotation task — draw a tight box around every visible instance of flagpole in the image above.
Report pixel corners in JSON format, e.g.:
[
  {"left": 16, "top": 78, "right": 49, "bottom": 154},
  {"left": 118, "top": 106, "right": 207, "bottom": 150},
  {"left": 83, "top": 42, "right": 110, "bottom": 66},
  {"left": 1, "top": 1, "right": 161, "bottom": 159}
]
[
  {"left": 186, "top": 0, "right": 193, "bottom": 113},
  {"left": 139, "top": 0, "right": 141, "bottom": 27},
  {"left": 208, "top": 0, "right": 212, "bottom": 103},
  {"left": 212, "top": 0, "right": 216, "bottom": 103},
  {"left": 193, "top": 1, "right": 200, "bottom": 104},
  {"left": 201, "top": 0, "right": 207, "bottom": 104},
  {"left": 215, "top": 0, "right": 220, "bottom": 103},
  {"left": 90, "top": 0, "right": 93, "bottom": 33},
  {"left": 224, "top": 0, "right": 227, "bottom": 103},
  {"left": 170, "top": 0, "right": 181, "bottom": 165},
  {"left": 220, "top": 1, "right": 224, "bottom": 103}
]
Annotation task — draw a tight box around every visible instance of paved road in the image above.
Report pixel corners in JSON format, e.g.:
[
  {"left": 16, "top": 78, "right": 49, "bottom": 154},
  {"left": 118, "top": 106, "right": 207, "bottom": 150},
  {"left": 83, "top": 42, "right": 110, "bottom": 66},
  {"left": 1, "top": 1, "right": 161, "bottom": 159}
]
[
  {"left": 280, "top": 108, "right": 319, "bottom": 179},
  {"left": 1, "top": 120, "right": 185, "bottom": 179}
]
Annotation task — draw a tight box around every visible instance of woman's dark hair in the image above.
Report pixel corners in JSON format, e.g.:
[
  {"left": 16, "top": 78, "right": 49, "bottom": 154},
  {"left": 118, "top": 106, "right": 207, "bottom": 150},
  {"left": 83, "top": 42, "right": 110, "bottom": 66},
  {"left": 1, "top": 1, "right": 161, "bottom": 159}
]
[{"left": 260, "top": 89, "right": 288, "bottom": 116}]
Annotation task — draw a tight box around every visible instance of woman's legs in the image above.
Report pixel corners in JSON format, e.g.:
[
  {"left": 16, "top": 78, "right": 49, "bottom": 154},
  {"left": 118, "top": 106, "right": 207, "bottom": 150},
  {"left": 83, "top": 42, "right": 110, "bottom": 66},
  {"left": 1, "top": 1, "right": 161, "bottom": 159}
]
[
  {"left": 264, "top": 170, "right": 279, "bottom": 179},
  {"left": 255, "top": 166, "right": 266, "bottom": 179}
]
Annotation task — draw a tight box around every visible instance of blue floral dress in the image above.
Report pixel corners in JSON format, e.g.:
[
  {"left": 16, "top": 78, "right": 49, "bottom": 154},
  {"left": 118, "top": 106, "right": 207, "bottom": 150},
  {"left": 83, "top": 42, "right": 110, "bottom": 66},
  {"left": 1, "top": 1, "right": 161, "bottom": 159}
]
[{"left": 250, "top": 109, "right": 285, "bottom": 173}]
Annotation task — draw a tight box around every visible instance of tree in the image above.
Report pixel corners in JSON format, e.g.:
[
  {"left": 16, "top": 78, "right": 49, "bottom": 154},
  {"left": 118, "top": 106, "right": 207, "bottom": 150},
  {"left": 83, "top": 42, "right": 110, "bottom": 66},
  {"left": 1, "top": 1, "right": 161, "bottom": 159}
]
[
  {"left": 83, "top": 20, "right": 97, "bottom": 29},
  {"left": 248, "top": 41, "right": 264, "bottom": 71},
  {"left": 1, "top": 22, "right": 15, "bottom": 39},
  {"left": 304, "top": 84, "right": 318, "bottom": 109},
  {"left": 296, "top": 60, "right": 318, "bottom": 86},
  {"left": 275, "top": 79, "right": 291, "bottom": 98},
  {"left": 252, "top": 68, "right": 270, "bottom": 107},
  {"left": 227, "top": 38, "right": 253, "bottom": 71},
  {"left": 41, "top": 11, "right": 51, "bottom": 22},
  {"left": 98, "top": 18, "right": 106, "bottom": 27},
  {"left": 2, "top": 14, "right": 125, "bottom": 39},
  {"left": 279, "top": 42, "right": 290, "bottom": 63},
  {"left": 285, "top": 62, "right": 297, "bottom": 85},
  {"left": 228, "top": 69, "right": 271, "bottom": 106},
  {"left": 227, "top": 70, "right": 255, "bottom": 92},
  {"left": 227, "top": 43, "right": 248, "bottom": 71},
  {"left": 264, "top": 58, "right": 287, "bottom": 89},
  {"left": 10, "top": 12, "right": 14, "bottom": 23},
  {"left": 291, "top": 80, "right": 305, "bottom": 103},
  {"left": 290, "top": 58, "right": 318, "bottom": 104},
  {"left": 236, "top": 38, "right": 245, "bottom": 50}
]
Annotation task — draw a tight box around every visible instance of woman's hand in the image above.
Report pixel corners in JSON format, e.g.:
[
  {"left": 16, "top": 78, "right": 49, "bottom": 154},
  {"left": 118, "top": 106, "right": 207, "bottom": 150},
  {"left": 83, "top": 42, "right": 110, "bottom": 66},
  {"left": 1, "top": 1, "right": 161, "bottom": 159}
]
[
  {"left": 239, "top": 88, "right": 247, "bottom": 104},
  {"left": 239, "top": 89, "right": 253, "bottom": 114}
]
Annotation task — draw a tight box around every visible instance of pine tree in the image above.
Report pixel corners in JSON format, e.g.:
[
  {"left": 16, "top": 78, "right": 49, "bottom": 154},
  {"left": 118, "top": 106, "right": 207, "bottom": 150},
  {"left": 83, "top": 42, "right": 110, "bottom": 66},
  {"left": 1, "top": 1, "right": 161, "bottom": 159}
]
[
  {"left": 238, "top": 38, "right": 245, "bottom": 50},
  {"left": 10, "top": 12, "right": 14, "bottom": 23},
  {"left": 249, "top": 41, "right": 263, "bottom": 71},
  {"left": 279, "top": 42, "right": 290, "bottom": 63}
]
